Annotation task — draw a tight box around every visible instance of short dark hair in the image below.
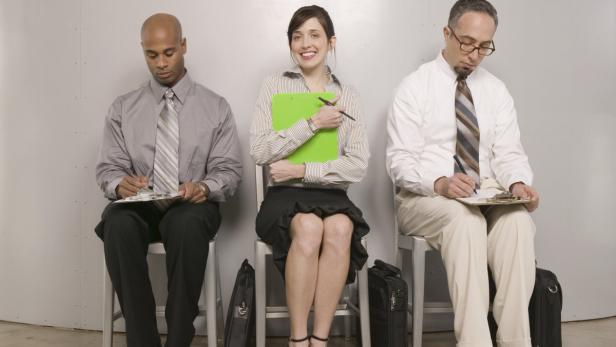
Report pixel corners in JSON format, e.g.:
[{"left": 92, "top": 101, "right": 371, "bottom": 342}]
[
  {"left": 448, "top": 0, "right": 498, "bottom": 29},
  {"left": 287, "top": 5, "right": 335, "bottom": 46}
]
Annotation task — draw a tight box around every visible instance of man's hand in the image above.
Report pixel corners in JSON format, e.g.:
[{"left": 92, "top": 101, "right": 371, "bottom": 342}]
[
  {"left": 269, "top": 160, "right": 305, "bottom": 183},
  {"left": 434, "top": 173, "right": 476, "bottom": 198},
  {"left": 116, "top": 175, "right": 149, "bottom": 199},
  {"left": 510, "top": 182, "right": 540, "bottom": 212},
  {"left": 178, "top": 182, "right": 208, "bottom": 203},
  {"left": 310, "top": 95, "right": 344, "bottom": 130}
]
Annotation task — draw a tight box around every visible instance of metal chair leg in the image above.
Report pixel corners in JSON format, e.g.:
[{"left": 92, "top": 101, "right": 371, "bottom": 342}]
[
  {"left": 215, "top": 244, "right": 225, "bottom": 343},
  {"left": 411, "top": 239, "right": 427, "bottom": 347},
  {"left": 358, "top": 239, "right": 371, "bottom": 347},
  {"left": 343, "top": 286, "right": 351, "bottom": 340},
  {"left": 206, "top": 240, "right": 218, "bottom": 347},
  {"left": 255, "top": 240, "right": 267, "bottom": 347},
  {"left": 103, "top": 262, "right": 114, "bottom": 347}
]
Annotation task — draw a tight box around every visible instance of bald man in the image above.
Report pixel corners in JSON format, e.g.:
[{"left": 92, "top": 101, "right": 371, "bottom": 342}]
[{"left": 95, "top": 13, "right": 241, "bottom": 347}]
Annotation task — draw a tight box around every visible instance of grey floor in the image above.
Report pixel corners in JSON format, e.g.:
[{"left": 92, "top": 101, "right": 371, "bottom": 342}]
[{"left": 1, "top": 317, "right": 615, "bottom": 346}]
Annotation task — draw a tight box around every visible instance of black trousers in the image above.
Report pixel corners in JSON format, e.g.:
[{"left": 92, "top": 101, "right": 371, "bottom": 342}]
[{"left": 95, "top": 200, "right": 220, "bottom": 347}]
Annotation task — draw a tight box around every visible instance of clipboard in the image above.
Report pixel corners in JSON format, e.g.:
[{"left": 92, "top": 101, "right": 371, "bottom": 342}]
[
  {"left": 271, "top": 92, "right": 338, "bottom": 164},
  {"left": 456, "top": 188, "right": 530, "bottom": 206},
  {"left": 113, "top": 188, "right": 180, "bottom": 204}
]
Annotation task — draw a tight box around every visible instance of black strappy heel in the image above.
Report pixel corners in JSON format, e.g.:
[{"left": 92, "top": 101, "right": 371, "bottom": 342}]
[
  {"left": 289, "top": 335, "right": 310, "bottom": 344},
  {"left": 310, "top": 335, "right": 329, "bottom": 342}
]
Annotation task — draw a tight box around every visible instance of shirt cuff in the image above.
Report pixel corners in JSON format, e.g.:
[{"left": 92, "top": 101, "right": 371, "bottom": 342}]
[
  {"left": 421, "top": 172, "right": 442, "bottom": 196},
  {"left": 303, "top": 162, "right": 321, "bottom": 184},
  {"left": 105, "top": 176, "right": 124, "bottom": 200},
  {"left": 505, "top": 175, "right": 532, "bottom": 192},
  {"left": 285, "top": 119, "right": 314, "bottom": 146},
  {"left": 202, "top": 179, "right": 223, "bottom": 202}
]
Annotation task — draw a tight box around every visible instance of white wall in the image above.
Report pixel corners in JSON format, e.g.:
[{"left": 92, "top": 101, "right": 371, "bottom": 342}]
[{"left": 0, "top": 0, "right": 614, "bottom": 333}]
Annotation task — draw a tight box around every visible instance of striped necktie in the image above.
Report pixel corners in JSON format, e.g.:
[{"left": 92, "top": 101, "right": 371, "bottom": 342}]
[
  {"left": 454, "top": 76, "right": 480, "bottom": 187},
  {"left": 153, "top": 88, "right": 179, "bottom": 210}
]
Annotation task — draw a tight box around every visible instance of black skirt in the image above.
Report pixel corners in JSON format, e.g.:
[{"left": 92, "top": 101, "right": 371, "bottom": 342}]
[{"left": 255, "top": 186, "right": 370, "bottom": 284}]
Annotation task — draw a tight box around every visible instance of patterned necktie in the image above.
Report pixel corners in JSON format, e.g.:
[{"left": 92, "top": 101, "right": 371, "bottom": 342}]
[
  {"left": 454, "top": 76, "right": 480, "bottom": 186},
  {"left": 153, "top": 88, "right": 179, "bottom": 210}
]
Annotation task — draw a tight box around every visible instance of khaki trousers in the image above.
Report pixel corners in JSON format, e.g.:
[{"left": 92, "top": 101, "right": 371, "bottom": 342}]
[{"left": 396, "top": 185, "right": 535, "bottom": 347}]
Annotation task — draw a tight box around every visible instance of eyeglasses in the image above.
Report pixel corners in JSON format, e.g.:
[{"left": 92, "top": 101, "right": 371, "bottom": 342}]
[{"left": 448, "top": 26, "right": 495, "bottom": 56}]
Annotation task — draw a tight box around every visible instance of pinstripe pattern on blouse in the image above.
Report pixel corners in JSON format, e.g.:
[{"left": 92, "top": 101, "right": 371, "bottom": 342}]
[{"left": 249, "top": 68, "right": 369, "bottom": 190}]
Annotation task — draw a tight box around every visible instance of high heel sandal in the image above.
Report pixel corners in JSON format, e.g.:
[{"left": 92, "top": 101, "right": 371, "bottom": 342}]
[{"left": 289, "top": 335, "right": 310, "bottom": 345}]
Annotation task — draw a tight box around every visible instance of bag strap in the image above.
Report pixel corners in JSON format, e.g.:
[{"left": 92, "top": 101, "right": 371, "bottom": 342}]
[{"left": 374, "top": 259, "right": 402, "bottom": 277}]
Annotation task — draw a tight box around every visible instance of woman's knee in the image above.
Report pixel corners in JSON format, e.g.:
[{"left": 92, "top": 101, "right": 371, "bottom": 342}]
[
  {"left": 290, "top": 213, "right": 324, "bottom": 257},
  {"left": 322, "top": 214, "right": 353, "bottom": 252}
]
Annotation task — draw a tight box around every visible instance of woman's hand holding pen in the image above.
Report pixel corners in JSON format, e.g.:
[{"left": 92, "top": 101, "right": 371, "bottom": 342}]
[
  {"left": 510, "top": 182, "right": 540, "bottom": 212},
  {"left": 269, "top": 160, "right": 306, "bottom": 183},
  {"left": 310, "top": 95, "right": 344, "bottom": 130},
  {"left": 434, "top": 173, "right": 476, "bottom": 198}
]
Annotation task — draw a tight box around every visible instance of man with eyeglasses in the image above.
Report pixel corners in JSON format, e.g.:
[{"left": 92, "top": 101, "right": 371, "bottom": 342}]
[{"left": 386, "top": 0, "right": 538, "bottom": 346}]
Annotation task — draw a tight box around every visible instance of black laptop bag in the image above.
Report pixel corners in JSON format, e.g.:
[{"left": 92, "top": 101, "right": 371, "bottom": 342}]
[
  {"left": 489, "top": 267, "right": 563, "bottom": 347},
  {"left": 368, "top": 259, "right": 408, "bottom": 347},
  {"left": 224, "top": 259, "right": 256, "bottom": 347},
  {"left": 529, "top": 268, "right": 563, "bottom": 347}
]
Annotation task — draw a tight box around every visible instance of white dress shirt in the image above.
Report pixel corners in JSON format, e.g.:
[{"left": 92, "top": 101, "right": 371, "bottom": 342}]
[{"left": 386, "top": 52, "right": 533, "bottom": 196}]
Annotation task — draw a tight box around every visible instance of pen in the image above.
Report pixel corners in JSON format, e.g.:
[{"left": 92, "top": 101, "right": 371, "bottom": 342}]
[
  {"left": 453, "top": 154, "right": 478, "bottom": 194},
  {"left": 317, "top": 97, "right": 356, "bottom": 121}
]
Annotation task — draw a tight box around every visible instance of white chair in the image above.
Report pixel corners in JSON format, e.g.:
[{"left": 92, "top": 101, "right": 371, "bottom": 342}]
[
  {"left": 393, "top": 187, "right": 453, "bottom": 347},
  {"left": 254, "top": 165, "right": 371, "bottom": 347},
  {"left": 102, "top": 239, "right": 224, "bottom": 347}
]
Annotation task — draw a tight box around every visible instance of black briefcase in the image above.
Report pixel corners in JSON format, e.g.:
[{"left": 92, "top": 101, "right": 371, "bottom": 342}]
[
  {"left": 368, "top": 260, "right": 408, "bottom": 347},
  {"left": 224, "top": 259, "right": 256, "bottom": 347},
  {"left": 488, "top": 267, "right": 563, "bottom": 347},
  {"left": 529, "top": 268, "right": 563, "bottom": 347}
]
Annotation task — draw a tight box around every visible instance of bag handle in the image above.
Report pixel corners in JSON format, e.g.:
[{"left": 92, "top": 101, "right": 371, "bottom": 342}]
[{"left": 374, "top": 259, "right": 402, "bottom": 277}]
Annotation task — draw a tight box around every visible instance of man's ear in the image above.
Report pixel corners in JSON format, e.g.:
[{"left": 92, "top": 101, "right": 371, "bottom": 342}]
[
  {"left": 181, "top": 37, "right": 187, "bottom": 54},
  {"left": 443, "top": 26, "right": 450, "bottom": 41}
]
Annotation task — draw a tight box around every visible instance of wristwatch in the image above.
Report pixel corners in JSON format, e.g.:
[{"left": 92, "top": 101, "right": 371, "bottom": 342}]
[
  {"left": 307, "top": 118, "right": 318, "bottom": 133},
  {"left": 196, "top": 182, "right": 209, "bottom": 196}
]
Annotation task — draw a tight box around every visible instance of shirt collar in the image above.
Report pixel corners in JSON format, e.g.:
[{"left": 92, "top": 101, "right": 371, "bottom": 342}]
[
  {"left": 436, "top": 51, "right": 459, "bottom": 83},
  {"left": 150, "top": 70, "right": 193, "bottom": 104},
  {"left": 282, "top": 65, "right": 341, "bottom": 87},
  {"left": 436, "top": 50, "right": 480, "bottom": 84}
]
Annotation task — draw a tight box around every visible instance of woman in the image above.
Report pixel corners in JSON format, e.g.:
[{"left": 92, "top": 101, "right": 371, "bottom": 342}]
[{"left": 249, "top": 5, "right": 370, "bottom": 347}]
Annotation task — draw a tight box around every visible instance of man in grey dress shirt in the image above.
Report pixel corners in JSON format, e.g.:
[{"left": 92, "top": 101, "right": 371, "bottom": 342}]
[{"left": 95, "top": 13, "right": 241, "bottom": 347}]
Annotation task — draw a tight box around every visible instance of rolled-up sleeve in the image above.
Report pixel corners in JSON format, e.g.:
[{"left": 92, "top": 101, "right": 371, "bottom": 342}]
[
  {"left": 249, "top": 76, "right": 315, "bottom": 165},
  {"left": 95, "top": 98, "right": 132, "bottom": 200}
]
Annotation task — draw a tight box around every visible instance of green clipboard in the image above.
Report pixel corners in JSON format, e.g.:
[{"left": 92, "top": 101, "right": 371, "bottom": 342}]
[{"left": 271, "top": 92, "right": 339, "bottom": 164}]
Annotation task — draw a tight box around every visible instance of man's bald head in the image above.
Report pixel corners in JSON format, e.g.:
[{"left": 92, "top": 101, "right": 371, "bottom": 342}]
[
  {"left": 140, "top": 13, "right": 187, "bottom": 87},
  {"left": 141, "top": 13, "right": 183, "bottom": 43}
]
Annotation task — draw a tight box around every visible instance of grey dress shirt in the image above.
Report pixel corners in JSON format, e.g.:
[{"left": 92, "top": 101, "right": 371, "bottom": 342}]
[{"left": 96, "top": 72, "right": 242, "bottom": 202}]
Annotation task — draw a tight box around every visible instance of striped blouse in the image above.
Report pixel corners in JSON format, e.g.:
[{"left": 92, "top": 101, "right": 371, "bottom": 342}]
[{"left": 249, "top": 67, "right": 370, "bottom": 190}]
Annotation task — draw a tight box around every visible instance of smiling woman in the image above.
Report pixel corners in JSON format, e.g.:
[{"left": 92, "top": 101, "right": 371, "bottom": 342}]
[{"left": 249, "top": 5, "right": 371, "bottom": 347}]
